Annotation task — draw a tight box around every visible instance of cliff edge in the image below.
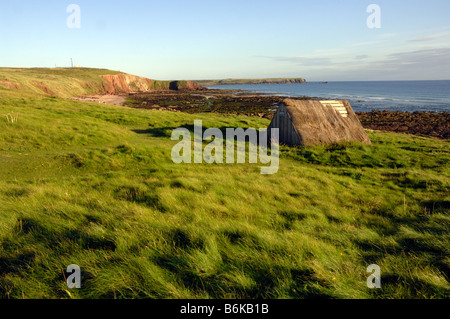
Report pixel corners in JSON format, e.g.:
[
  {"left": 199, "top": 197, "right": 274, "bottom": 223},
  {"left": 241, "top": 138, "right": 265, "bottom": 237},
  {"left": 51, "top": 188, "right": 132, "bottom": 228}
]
[
  {"left": 100, "top": 74, "right": 206, "bottom": 94},
  {"left": 0, "top": 67, "right": 206, "bottom": 99}
]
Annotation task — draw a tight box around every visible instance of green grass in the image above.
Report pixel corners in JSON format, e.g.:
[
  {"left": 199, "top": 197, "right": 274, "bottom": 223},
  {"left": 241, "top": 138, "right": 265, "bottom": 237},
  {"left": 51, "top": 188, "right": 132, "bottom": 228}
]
[
  {"left": 0, "top": 76, "right": 449, "bottom": 299},
  {"left": 0, "top": 67, "right": 190, "bottom": 99},
  {"left": 0, "top": 67, "right": 122, "bottom": 99}
]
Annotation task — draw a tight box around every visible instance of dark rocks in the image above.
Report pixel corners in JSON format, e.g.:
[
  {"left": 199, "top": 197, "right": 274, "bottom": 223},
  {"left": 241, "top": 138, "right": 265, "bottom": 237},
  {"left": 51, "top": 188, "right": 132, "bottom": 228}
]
[
  {"left": 357, "top": 110, "right": 449, "bottom": 139},
  {"left": 125, "top": 91, "right": 449, "bottom": 140}
]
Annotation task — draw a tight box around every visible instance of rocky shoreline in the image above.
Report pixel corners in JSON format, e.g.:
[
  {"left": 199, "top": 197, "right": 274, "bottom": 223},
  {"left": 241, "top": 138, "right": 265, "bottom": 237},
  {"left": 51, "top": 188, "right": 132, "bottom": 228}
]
[
  {"left": 357, "top": 110, "right": 449, "bottom": 140},
  {"left": 124, "top": 90, "right": 449, "bottom": 140}
]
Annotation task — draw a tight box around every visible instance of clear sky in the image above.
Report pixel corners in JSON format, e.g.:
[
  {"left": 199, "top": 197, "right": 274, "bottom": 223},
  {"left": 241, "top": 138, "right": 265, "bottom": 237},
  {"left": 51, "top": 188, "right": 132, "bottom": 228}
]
[{"left": 1, "top": 0, "right": 449, "bottom": 81}]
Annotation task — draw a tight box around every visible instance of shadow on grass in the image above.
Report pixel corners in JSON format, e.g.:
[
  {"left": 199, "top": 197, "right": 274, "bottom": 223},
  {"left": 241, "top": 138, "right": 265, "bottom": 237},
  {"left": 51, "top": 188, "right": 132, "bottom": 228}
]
[
  {"left": 155, "top": 247, "right": 333, "bottom": 299},
  {"left": 355, "top": 235, "right": 449, "bottom": 283},
  {"left": 114, "top": 185, "right": 166, "bottom": 212},
  {"left": 370, "top": 274, "right": 448, "bottom": 298},
  {"left": 13, "top": 217, "right": 117, "bottom": 252},
  {"left": 133, "top": 124, "right": 269, "bottom": 147},
  {"left": 422, "top": 200, "right": 450, "bottom": 214},
  {"left": 0, "top": 252, "right": 35, "bottom": 276}
]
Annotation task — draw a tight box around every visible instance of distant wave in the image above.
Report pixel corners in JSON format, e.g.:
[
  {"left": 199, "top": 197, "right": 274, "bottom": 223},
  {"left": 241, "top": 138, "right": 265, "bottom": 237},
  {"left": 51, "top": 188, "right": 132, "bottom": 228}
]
[{"left": 208, "top": 81, "right": 450, "bottom": 112}]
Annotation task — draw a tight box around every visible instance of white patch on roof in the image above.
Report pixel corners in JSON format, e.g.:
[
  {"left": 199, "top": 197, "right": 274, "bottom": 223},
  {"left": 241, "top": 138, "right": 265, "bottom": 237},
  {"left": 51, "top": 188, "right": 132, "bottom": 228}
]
[{"left": 320, "top": 100, "right": 348, "bottom": 118}]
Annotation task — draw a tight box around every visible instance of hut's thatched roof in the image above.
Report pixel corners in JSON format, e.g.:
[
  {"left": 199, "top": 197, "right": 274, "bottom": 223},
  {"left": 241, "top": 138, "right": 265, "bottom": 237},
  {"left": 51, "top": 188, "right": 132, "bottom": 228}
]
[{"left": 268, "top": 99, "right": 371, "bottom": 146}]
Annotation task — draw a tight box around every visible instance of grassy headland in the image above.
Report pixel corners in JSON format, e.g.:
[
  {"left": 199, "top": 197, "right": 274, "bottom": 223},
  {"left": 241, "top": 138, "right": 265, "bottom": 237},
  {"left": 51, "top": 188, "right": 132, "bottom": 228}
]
[
  {"left": 0, "top": 68, "right": 448, "bottom": 299},
  {"left": 196, "top": 78, "right": 306, "bottom": 86},
  {"left": 0, "top": 67, "right": 120, "bottom": 99},
  {"left": 0, "top": 68, "right": 203, "bottom": 99}
]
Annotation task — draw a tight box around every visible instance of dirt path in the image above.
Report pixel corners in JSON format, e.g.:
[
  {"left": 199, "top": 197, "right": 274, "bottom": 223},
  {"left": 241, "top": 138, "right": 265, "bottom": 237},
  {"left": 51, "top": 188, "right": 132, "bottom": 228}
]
[{"left": 71, "top": 94, "right": 127, "bottom": 106}]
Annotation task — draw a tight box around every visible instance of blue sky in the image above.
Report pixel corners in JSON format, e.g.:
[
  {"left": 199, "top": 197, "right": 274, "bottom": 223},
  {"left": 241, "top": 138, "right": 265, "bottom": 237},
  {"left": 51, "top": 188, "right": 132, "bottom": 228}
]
[{"left": 1, "top": 0, "right": 449, "bottom": 81}]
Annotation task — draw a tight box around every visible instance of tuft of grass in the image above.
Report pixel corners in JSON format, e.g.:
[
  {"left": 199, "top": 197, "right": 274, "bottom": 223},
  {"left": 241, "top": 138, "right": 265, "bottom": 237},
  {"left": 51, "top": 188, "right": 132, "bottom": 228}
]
[{"left": 5, "top": 113, "right": 18, "bottom": 124}]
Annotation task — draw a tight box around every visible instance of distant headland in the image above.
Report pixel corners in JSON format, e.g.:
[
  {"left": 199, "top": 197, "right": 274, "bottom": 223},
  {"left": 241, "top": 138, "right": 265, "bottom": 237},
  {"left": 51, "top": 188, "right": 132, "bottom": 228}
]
[{"left": 195, "top": 78, "right": 306, "bottom": 86}]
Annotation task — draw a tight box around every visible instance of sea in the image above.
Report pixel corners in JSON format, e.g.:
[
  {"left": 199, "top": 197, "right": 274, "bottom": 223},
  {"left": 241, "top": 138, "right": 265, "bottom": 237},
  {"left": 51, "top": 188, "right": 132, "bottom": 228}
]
[{"left": 207, "top": 80, "right": 450, "bottom": 113}]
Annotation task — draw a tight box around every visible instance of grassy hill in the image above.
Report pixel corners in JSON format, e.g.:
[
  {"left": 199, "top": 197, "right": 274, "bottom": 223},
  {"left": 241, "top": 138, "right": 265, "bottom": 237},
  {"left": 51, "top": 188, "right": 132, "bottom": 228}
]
[
  {"left": 0, "top": 68, "right": 202, "bottom": 99},
  {"left": 0, "top": 67, "right": 121, "bottom": 98},
  {"left": 0, "top": 68, "right": 448, "bottom": 299}
]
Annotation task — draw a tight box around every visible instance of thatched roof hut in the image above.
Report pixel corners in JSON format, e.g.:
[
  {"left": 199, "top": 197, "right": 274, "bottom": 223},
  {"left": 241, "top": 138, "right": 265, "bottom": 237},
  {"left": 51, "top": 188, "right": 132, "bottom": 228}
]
[{"left": 268, "top": 99, "right": 371, "bottom": 146}]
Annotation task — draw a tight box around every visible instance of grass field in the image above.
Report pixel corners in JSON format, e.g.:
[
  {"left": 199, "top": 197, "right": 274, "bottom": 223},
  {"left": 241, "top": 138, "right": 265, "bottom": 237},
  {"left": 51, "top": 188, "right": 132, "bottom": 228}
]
[
  {"left": 0, "top": 69, "right": 449, "bottom": 299},
  {"left": 0, "top": 67, "right": 122, "bottom": 99},
  {"left": 0, "top": 67, "right": 185, "bottom": 99}
]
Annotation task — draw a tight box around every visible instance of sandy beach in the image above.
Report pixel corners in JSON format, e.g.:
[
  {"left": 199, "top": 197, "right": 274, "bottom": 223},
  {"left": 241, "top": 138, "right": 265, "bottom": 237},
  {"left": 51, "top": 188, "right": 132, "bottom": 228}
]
[{"left": 70, "top": 94, "right": 128, "bottom": 106}]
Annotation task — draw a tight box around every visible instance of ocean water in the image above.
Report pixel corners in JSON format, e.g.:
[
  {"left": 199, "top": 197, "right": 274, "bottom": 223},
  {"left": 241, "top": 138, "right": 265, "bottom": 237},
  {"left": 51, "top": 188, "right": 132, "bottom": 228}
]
[{"left": 207, "top": 80, "right": 450, "bottom": 113}]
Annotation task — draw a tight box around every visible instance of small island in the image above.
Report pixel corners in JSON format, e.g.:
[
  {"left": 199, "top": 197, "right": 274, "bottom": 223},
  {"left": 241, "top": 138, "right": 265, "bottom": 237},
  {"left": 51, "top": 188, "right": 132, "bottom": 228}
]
[{"left": 195, "top": 78, "right": 306, "bottom": 86}]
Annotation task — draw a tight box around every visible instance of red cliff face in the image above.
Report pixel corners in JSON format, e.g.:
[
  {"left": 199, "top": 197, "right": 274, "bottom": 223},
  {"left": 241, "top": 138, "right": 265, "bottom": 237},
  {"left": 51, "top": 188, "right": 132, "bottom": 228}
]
[
  {"left": 99, "top": 74, "right": 154, "bottom": 94},
  {"left": 0, "top": 81, "right": 21, "bottom": 90},
  {"left": 99, "top": 74, "right": 205, "bottom": 94},
  {"left": 169, "top": 80, "right": 207, "bottom": 91},
  {"left": 183, "top": 81, "right": 206, "bottom": 91}
]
